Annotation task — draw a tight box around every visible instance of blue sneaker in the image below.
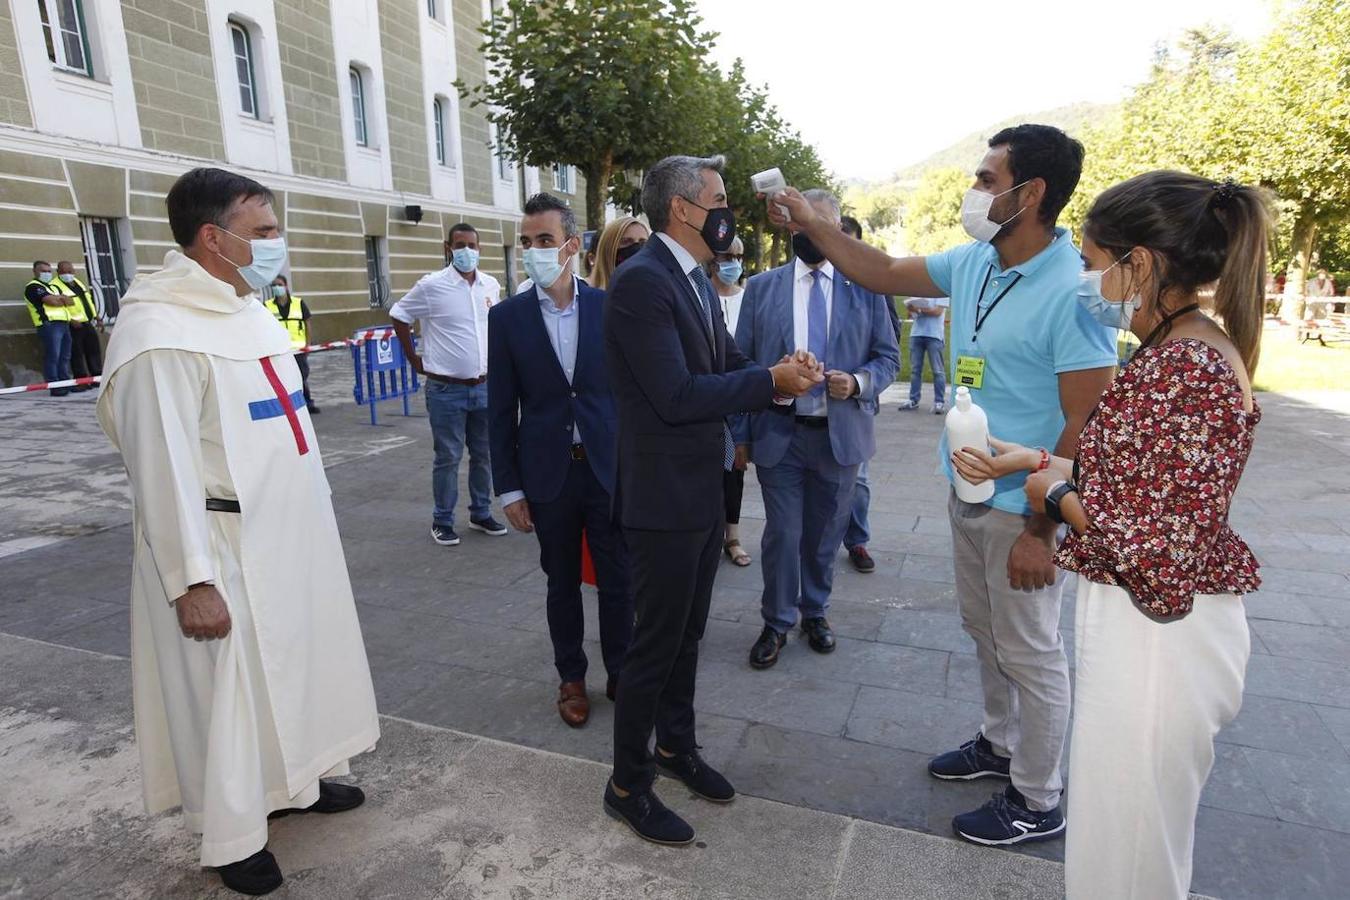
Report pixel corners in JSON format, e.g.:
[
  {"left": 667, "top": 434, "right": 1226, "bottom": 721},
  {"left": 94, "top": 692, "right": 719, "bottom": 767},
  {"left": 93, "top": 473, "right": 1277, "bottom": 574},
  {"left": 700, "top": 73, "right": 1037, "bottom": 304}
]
[
  {"left": 927, "top": 732, "right": 1011, "bottom": 781},
  {"left": 952, "top": 785, "right": 1065, "bottom": 846}
]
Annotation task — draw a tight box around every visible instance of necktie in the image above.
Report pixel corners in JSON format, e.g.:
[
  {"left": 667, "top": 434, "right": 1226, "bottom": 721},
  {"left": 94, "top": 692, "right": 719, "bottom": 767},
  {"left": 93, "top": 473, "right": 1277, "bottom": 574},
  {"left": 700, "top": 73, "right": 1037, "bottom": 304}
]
[
  {"left": 689, "top": 266, "right": 736, "bottom": 470},
  {"left": 807, "top": 269, "right": 828, "bottom": 399}
]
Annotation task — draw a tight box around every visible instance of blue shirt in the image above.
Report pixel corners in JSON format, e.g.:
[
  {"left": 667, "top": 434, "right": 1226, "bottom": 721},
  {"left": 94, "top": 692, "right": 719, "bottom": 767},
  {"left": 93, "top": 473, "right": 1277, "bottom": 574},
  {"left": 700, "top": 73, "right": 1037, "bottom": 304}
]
[
  {"left": 909, "top": 297, "right": 948, "bottom": 340},
  {"left": 927, "top": 228, "right": 1117, "bottom": 515}
]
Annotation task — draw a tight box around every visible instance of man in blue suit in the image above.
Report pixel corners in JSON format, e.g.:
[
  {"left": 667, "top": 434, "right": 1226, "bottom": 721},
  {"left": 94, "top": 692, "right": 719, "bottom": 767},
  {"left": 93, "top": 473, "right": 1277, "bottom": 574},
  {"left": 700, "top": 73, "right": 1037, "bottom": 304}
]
[
  {"left": 488, "top": 193, "right": 632, "bottom": 730},
  {"left": 735, "top": 189, "right": 900, "bottom": 669},
  {"left": 603, "top": 155, "right": 823, "bottom": 846}
]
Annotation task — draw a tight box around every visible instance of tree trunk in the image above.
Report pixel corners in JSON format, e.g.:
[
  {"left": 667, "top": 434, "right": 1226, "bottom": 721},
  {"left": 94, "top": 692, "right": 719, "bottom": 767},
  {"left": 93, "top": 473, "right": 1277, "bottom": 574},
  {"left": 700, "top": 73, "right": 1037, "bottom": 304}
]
[
  {"left": 769, "top": 230, "right": 783, "bottom": 268},
  {"left": 753, "top": 221, "right": 766, "bottom": 274},
  {"left": 584, "top": 150, "right": 614, "bottom": 231},
  {"left": 1282, "top": 205, "right": 1318, "bottom": 320}
]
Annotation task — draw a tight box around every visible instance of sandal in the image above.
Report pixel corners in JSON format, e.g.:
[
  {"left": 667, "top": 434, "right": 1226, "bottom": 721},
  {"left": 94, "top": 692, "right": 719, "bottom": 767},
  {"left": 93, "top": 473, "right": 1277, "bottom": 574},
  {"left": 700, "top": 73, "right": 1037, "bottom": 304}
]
[{"left": 723, "top": 539, "right": 752, "bottom": 567}]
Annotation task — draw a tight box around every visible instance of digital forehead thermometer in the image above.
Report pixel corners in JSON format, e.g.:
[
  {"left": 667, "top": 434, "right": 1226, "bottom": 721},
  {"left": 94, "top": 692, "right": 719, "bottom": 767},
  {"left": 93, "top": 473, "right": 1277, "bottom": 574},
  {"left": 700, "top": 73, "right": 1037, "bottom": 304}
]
[{"left": 751, "top": 168, "right": 790, "bottom": 221}]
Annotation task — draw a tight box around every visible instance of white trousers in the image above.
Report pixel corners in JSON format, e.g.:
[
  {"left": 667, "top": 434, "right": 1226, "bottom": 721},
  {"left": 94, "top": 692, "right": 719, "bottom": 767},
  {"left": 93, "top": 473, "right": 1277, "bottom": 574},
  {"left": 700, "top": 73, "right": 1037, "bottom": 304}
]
[{"left": 1065, "top": 581, "right": 1250, "bottom": 900}]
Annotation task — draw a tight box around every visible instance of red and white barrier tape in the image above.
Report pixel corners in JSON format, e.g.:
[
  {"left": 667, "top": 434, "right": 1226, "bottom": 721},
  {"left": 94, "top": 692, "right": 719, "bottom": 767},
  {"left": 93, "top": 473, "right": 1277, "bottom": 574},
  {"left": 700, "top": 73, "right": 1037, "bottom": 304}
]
[{"left": 2, "top": 328, "right": 400, "bottom": 395}]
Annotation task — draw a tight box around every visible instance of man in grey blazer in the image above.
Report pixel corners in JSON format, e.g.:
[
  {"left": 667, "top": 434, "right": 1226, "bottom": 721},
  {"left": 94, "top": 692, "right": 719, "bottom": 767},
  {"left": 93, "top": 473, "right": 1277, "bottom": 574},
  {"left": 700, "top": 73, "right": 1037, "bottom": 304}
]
[{"left": 734, "top": 189, "right": 900, "bottom": 669}]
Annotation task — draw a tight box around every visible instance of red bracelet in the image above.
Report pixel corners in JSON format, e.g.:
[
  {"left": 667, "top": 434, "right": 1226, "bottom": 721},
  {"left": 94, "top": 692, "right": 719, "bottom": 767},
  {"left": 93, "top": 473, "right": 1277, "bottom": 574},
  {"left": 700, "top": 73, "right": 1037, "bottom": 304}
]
[{"left": 1036, "top": 448, "right": 1050, "bottom": 472}]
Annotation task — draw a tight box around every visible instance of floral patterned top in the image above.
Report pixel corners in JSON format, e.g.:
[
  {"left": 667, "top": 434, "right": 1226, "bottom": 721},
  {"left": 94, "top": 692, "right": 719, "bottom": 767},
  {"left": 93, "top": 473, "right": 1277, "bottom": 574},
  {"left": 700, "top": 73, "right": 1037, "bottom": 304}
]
[{"left": 1056, "top": 338, "right": 1261, "bottom": 618}]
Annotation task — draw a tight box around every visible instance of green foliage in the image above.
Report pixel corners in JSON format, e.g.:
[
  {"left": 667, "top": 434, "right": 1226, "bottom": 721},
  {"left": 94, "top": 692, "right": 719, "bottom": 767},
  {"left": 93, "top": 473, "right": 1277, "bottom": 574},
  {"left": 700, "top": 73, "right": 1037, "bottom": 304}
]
[
  {"left": 903, "top": 168, "right": 969, "bottom": 256},
  {"left": 458, "top": 0, "right": 831, "bottom": 246}
]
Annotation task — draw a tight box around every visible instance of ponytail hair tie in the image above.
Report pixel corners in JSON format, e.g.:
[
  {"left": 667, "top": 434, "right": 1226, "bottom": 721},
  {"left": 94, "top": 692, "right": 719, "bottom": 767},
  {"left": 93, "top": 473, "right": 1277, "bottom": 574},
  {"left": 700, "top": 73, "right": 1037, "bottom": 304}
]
[{"left": 1211, "top": 177, "right": 1239, "bottom": 207}]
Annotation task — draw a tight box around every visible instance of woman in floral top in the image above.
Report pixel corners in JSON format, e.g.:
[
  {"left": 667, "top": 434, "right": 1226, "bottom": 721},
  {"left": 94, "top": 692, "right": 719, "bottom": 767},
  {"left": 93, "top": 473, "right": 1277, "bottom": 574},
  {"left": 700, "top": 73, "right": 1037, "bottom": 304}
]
[{"left": 952, "top": 171, "right": 1271, "bottom": 900}]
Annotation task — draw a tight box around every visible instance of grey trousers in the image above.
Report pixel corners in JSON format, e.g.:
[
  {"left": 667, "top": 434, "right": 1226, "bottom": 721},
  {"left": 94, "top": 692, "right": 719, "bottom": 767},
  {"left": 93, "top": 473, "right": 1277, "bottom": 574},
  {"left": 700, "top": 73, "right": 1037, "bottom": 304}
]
[{"left": 948, "top": 491, "right": 1070, "bottom": 811}]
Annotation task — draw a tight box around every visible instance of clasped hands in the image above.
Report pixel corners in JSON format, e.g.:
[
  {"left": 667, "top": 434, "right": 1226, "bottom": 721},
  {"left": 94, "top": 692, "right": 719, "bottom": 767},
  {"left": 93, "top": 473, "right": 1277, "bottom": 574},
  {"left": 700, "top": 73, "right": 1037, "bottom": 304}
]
[{"left": 769, "top": 349, "right": 826, "bottom": 397}]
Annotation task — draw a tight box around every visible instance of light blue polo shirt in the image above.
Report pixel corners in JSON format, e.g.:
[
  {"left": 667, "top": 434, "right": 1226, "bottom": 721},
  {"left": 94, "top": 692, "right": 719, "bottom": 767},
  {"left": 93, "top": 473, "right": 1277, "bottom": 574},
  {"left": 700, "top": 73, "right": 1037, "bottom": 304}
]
[{"left": 927, "top": 228, "right": 1117, "bottom": 516}]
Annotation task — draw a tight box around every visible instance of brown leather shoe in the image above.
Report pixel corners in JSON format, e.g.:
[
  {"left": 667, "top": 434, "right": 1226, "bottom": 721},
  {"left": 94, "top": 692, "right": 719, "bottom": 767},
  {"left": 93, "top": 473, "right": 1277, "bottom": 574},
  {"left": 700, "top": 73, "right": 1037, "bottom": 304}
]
[{"left": 558, "top": 681, "right": 590, "bottom": 727}]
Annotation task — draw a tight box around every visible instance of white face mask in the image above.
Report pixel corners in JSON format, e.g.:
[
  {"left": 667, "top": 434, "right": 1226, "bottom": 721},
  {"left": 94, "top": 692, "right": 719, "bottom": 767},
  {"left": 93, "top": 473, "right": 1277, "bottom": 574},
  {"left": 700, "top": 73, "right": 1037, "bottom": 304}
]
[
  {"left": 960, "top": 181, "right": 1029, "bottom": 243},
  {"left": 1077, "top": 254, "right": 1140, "bottom": 330}
]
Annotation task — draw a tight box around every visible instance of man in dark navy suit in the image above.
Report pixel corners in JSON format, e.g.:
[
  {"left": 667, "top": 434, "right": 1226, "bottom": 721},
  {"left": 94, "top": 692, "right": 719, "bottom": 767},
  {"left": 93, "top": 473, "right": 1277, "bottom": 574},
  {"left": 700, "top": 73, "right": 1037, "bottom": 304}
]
[
  {"left": 602, "top": 154, "right": 823, "bottom": 845},
  {"left": 488, "top": 193, "right": 632, "bottom": 730}
]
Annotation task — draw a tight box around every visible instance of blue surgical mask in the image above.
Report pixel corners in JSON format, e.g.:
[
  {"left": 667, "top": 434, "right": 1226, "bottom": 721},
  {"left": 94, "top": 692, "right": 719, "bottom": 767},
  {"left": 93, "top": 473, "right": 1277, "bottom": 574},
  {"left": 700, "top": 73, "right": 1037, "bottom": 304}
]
[
  {"left": 218, "top": 228, "right": 288, "bottom": 292},
  {"left": 1077, "top": 254, "right": 1138, "bottom": 330},
  {"left": 522, "top": 245, "right": 572, "bottom": 289},
  {"left": 451, "top": 247, "right": 479, "bottom": 274},
  {"left": 271, "top": 285, "right": 287, "bottom": 298},
  {"left": 716, "top": 261, "right": 743, "bottom": 286},
  {"left": 37, "top": 271, "right": 53, "bottom": 283}
]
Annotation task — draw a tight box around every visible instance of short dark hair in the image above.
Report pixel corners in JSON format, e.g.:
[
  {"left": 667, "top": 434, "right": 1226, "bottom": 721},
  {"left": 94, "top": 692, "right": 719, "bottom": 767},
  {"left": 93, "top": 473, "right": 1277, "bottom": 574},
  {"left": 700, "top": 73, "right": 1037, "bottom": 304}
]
[
  {"left": 641, "top": 154, "right": 725, "bottom": 233},
  {"left": 522, "top": 192, "right": 577, "bottom": 238},
  {"left": 447, "top": 222, "right": 478, "bottom": 241},
  {"left": 273, "top": 274, "right": 288, "bottom": 284},
  {"left": 840, "top": 215, "right": 863, "bottom": 239},
  {"left": 166, "top": 167, "right": 275, "bottom": 248},
  {"left": 32, "top": 260, "right": 49, "bottom": 271},
  {"left": 987, "top": 124, "right": 1084, "bottom": 226}
]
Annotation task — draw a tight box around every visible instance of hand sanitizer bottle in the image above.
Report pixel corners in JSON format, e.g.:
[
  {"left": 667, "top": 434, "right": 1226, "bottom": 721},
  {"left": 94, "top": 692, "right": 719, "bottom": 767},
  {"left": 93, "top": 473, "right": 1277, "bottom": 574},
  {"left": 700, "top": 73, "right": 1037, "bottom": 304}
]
[{"left": 945, "top": 386, "right": 995, "bottom": 504}]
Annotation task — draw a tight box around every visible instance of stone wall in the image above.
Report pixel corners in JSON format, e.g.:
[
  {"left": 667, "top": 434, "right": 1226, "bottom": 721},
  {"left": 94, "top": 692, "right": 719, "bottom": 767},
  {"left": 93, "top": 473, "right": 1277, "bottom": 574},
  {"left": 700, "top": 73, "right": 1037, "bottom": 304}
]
[{"left": 274, "top": 0, "right": 346, "bottom": 182}]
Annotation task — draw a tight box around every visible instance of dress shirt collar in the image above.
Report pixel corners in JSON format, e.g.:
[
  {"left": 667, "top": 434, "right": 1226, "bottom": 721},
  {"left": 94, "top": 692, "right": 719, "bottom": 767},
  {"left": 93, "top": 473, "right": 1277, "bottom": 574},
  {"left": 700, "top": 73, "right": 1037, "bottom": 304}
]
[
  {"left": 535, "top": 276, "right": 580, "bottom": 314},
  {"left": 656, "top": 232, "right": 703, "bottom": 279},
  {"left": 794, "top": 258, "right": 835, "bottom": 285}
]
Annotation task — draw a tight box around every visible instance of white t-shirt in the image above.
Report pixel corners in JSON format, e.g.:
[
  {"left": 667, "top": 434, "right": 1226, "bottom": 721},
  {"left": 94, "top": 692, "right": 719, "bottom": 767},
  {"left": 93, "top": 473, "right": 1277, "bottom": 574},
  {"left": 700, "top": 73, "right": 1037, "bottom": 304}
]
[
  {"left": 389, "top": 267, "right": 500, "bottom": 378},
  {"left": 720, "top": 288, "right": 745, "bottom": 337}
]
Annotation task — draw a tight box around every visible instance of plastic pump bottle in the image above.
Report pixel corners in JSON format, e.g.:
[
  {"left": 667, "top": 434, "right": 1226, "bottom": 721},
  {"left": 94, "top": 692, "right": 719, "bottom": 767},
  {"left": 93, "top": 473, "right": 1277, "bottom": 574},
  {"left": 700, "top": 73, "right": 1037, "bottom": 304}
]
[{"left": 945, "top": 386, "right": 995, "bottom": 504}]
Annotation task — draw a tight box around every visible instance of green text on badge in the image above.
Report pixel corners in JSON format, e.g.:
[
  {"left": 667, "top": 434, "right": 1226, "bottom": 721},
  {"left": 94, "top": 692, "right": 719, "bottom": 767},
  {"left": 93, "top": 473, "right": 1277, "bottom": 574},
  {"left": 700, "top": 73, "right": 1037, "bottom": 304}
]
[{"left": 955, "top": 356, "right": 986, "bottom": 390}]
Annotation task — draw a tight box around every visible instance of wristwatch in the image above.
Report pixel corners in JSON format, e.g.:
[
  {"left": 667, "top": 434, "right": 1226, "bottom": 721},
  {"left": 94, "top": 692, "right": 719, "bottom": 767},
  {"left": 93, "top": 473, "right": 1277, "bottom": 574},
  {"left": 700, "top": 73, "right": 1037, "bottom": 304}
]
[{"left": 1044, "top": 480, "right": 1078, "bottom": 525}]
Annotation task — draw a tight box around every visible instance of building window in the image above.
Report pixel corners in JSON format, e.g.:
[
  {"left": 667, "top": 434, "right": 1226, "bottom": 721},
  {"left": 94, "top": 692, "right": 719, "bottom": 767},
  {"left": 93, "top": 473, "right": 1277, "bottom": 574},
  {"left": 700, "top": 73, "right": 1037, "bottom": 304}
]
[
  {"left": 79, "top": 216, "right": 128, "bottom": 321},
  {"left": 229, "top": 22, "right": 259, "bottom": 118},
  {"left": 38, "top": 0, "right": 93, "bottom": 76},
  {"left": 433, "top": 97, "right": 447, "bottom": 166},
  {"left": 554, "top": 164, "right": 573, "bottom": 194},
  {"left": 350, "top": 67, "right": 369, "bottom": 147},
  {"left": 365, "top": 236, "right": 388, "bottom": 308},
  {"left": 491, "top": 124, "right": 512, "bottom": 182},
  {"left": 426, "top": 0, "right": 438, "bottom": 18}
]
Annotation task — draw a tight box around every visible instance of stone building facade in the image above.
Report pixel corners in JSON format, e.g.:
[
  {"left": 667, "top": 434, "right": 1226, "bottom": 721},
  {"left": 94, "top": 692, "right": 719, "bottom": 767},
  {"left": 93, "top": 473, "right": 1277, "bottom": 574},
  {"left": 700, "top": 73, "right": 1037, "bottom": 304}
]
[{"left": 0, "top": 0, "right": 587, "bottom": 384}]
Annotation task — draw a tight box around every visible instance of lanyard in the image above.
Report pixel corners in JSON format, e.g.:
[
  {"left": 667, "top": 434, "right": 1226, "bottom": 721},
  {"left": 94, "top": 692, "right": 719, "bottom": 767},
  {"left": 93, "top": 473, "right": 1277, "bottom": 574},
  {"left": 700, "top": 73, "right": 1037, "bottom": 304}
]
[{"left": 972, "top": 265, "right": 1023, "bottom": 342}]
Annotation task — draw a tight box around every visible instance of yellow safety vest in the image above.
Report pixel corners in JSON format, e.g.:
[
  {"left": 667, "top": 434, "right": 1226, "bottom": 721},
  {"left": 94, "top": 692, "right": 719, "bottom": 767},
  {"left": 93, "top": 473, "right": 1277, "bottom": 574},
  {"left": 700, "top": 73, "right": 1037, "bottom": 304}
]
[
  {"left": 264, "top": 293, "right": 307, "bottom": 350},
  {"left": 26, "top": 278, "right": 72, "bottom": 326},
  {"left": 47, "top": 277, "right": 92, "bottom": 324}
]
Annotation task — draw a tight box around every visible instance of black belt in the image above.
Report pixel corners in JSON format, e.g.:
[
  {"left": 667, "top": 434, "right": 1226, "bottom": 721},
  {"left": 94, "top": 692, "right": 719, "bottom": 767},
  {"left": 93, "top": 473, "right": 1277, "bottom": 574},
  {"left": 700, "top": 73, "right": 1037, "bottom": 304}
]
[
  {"left": 570, "top": 443, "right": 587, "bottom": 461},
  {"left": 425, "top": 372, "right": 486, "bottom": 386},
  {"left": 794, "top": 416, "right": 828, "bottom": 429},
  {"left": 206, "top": 498, "right": 241, "bottom": 513}
]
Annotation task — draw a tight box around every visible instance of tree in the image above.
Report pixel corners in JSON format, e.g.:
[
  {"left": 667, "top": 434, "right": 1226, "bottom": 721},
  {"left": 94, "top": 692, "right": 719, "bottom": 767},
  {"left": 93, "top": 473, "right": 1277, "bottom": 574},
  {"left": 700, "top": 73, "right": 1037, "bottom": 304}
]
[
  {"left": 903, "top": 167, "right": 969, "bottom": 256},
  {"left": 459, "top": 0, "right": 719, "bottom": 228}
]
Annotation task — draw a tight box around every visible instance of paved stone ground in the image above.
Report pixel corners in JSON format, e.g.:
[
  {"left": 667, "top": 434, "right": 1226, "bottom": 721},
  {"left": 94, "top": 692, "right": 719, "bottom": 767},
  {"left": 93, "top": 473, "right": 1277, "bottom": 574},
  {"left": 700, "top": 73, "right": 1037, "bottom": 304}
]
[{"left": 2, "top": 346, "right": 1349, "bottom": 898}]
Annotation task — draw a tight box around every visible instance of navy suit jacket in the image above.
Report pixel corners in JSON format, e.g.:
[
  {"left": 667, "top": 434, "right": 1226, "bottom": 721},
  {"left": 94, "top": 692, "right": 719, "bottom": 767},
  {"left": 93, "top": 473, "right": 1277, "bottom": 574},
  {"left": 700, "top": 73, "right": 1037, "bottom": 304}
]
[
  {"left": 604, "top": 237, "right": 775, "bottom": 531},
  {"left": 488, "top": 281, "right": 618, "bottom": 505},
  {"left": 733, "top": 263, "right": 900, "bottom": 468}
]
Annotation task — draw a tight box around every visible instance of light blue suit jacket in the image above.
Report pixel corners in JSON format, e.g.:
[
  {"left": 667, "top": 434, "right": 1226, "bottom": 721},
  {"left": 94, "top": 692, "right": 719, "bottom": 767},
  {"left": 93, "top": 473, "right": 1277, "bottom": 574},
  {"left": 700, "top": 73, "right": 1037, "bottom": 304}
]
[{"left": 733, "top": 263, "right": 899, "bottom": 468}]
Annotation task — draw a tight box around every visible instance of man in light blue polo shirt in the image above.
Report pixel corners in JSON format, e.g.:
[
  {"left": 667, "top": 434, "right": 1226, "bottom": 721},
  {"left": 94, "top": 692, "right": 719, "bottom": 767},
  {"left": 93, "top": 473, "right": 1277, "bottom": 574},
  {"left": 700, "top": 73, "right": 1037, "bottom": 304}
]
[{"left": 766, "top": 124, "right": 1116, "bottom": 848}]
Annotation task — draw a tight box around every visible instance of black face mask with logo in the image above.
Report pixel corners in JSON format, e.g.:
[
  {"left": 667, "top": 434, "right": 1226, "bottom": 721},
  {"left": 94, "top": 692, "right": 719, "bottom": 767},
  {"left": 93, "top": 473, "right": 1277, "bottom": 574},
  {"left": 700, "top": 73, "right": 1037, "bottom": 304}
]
[
  {"left": 792, "top": 232, "right": 826, "bottom": 265},
  {"left": 685, "top": 201, "right": 738, "bottom": 254}
]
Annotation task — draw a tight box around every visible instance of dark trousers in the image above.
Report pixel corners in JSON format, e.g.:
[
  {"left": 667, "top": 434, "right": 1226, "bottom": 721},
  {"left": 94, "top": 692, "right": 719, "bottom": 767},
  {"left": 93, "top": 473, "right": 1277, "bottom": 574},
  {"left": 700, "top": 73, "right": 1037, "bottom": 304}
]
[
  {"left": 612, "top": 520, "right": 722, "bottom": 792},
  {"left": 295, "top": 352, "right": 313, "bottom": 405},
  {"left": 723, "top": 467, "right": 745, "bottom": 525},
  {"left": 530, "top": 459, "right": 633, "bottom": 684},
  {"left": 69, "top": 323, "right": 102, "bottom": 379},
  {"left": 36, "top": 322, "right": 71, "bottom": 394}
]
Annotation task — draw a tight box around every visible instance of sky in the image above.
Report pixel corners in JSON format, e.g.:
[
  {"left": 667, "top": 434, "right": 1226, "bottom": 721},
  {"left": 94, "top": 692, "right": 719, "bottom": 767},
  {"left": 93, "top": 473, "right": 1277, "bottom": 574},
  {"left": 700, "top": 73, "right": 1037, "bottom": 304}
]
[{"left": 692, "top": 0, "right": 1276, "bottom": 181}]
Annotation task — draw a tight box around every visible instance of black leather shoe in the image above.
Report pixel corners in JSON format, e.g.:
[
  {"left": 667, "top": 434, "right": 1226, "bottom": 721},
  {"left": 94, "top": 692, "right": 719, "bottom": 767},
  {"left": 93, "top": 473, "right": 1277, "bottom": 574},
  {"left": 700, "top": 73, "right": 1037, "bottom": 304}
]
[
  {"left": 656, "top": 747, "right": 736, "bottom": 802},
  {"left": 603, "top": 781, "right": 695, "bottom": 845},
  {"left": 268, "top": 780, "right": 365, "bottom": 819},
  {"left": 214, "top": 847, "right": 283, "bottom": 895},
  {"left": 749, "top": 625, "right": 786, "bottom": 669},
  {"left": 801, "top": 617, "right": 836, "bottom": 654}
]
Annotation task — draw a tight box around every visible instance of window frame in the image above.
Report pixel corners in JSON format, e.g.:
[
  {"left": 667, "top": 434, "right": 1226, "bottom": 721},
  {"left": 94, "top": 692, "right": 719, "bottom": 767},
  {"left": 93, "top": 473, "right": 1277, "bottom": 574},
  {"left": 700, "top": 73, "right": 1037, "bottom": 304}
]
[
  {"left": 432, "top": 97, "right": 447, "bottom": 166},
  {"left": 554, "top": 163, "right": 573, "bottom": 194},
  {"left": 364, "top": 236, "right": 388, "bottom": 308},
  {"left": 79, "top": 216, "right": 129, "bottom": 322},
  {"left": 426, "top": 0, "right": 438, "bottom": 19},
  {"left": 350, "top": 66, "right": 369, "bottom": 147},
  {"left": 38, "top": 0, "right": 94, "bottom": 77},
  {"left": 229, "top": 21, "right": 259, "bottom": 119}
]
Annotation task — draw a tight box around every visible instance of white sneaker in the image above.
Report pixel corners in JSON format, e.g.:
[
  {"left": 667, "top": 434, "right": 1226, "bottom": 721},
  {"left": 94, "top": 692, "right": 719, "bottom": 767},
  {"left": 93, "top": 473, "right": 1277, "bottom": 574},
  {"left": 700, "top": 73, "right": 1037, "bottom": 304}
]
[
  {"left": 933, "top": 403, "right": 946, "bottom": 414},
  {"left": 896, "top": 400, "right": 918, "bottom": 411}
]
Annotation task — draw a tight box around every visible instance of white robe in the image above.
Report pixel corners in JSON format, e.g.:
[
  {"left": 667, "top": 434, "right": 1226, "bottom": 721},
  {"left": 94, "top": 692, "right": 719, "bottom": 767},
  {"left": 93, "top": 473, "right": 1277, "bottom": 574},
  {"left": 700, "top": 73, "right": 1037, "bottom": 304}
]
[{"left": 97, "top": 251, "right": 380, "bottom": 866}]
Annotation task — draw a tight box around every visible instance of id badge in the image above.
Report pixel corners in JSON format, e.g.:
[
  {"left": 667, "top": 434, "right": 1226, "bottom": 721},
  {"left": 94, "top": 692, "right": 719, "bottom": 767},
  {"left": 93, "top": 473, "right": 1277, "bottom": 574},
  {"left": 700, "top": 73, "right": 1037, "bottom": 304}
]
[{"left": 955, "top": 355, "right": 986, "bottom": 390}]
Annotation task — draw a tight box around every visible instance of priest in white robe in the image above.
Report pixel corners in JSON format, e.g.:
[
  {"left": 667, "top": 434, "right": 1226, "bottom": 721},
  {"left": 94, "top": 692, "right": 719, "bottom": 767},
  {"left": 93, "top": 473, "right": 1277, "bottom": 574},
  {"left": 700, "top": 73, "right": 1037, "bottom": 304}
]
[{"left": 96, "top": 167, "right": 380, "bottom": 895}]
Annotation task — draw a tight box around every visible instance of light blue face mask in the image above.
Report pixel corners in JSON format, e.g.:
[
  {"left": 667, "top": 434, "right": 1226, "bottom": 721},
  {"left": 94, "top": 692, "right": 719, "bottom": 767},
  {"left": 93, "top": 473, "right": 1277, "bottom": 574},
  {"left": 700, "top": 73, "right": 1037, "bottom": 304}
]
[
  {"left": 451, "top": 247, "right": 480, "bottom": 274},
  {"left": 522, "top": 243, "right": 574, "bottom": 289},
  {"left": 271, "top": 284, "right": 287, "bottom": 298},
  {"left": 716, "top": 260, "right": 743, "bottom": 286},
  {"left": 218, "top": 228, "right": 288, "bottom": 292},
  {"left": 1076, "top": 254, "right": 1139, "bottom": 330}
]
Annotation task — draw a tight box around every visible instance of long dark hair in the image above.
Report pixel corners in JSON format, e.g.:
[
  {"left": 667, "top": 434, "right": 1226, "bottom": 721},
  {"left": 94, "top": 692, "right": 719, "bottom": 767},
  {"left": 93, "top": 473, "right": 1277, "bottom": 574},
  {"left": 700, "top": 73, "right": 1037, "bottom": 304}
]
[{"left": 1083, "top": 171, "right": 1272, "bottom": 376}]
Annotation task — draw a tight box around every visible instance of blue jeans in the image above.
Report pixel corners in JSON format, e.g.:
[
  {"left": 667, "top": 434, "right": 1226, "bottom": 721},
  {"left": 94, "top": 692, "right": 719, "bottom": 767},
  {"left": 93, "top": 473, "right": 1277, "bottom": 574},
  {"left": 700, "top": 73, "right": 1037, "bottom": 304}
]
[
  {"left": 425, "top": 380, "right": 493, "bottom": 527},
  {"left": 37, "top": 322, "right": 72, "bottom": 390},
  {"left": 844, "top": 459, "right": 870, "bottom": 549},
  {"left": 909, "top": 335, "right": 946, "bottom": 406}
]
